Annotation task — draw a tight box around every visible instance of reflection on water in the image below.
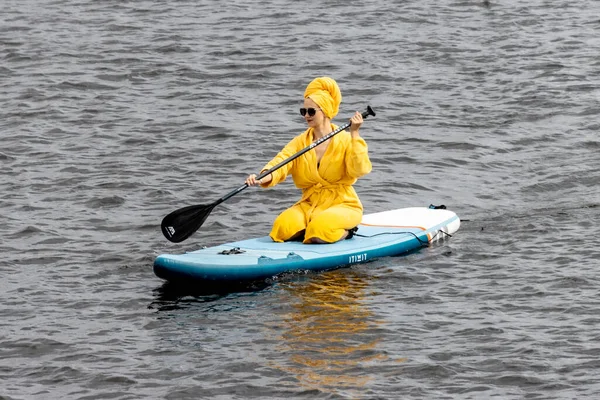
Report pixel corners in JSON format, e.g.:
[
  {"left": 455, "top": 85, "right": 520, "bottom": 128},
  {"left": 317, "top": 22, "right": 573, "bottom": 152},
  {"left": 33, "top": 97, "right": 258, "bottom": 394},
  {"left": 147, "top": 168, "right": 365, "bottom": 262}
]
[
  {"left": 275, "top": 269, "right": 394, "bottom": 395},
  {"left": 149, "top": 280, "right": 272, "bottom": 311}
]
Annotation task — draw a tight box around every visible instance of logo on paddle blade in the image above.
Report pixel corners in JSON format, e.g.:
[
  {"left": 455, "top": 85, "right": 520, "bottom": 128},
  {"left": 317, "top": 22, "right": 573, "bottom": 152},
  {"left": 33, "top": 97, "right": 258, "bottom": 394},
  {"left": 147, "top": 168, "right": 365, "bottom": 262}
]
[{"left": 166, "top": 226, "right": 175, "bottom": 237}]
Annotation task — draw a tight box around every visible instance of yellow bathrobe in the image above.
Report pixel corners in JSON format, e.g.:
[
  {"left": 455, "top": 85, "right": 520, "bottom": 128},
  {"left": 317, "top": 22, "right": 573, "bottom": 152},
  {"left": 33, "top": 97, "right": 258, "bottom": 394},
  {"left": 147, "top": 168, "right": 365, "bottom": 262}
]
[{"left": 261, "top": 124, "right": 372, "bottom": 243}]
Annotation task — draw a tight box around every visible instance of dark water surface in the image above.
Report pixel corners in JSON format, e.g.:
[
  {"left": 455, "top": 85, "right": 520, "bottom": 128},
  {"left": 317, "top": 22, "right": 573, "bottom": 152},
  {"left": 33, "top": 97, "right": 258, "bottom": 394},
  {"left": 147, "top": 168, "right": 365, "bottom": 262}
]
[{"left": 2, "top": 1, "right": 600, "bottom": 399}]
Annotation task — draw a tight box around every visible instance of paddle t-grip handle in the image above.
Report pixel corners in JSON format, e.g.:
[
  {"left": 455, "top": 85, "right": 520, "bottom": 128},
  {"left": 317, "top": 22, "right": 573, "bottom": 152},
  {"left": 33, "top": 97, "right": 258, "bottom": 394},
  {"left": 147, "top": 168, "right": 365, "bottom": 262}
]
[{"left": 361, "top": 105, "right": 376, "bottom": 119}]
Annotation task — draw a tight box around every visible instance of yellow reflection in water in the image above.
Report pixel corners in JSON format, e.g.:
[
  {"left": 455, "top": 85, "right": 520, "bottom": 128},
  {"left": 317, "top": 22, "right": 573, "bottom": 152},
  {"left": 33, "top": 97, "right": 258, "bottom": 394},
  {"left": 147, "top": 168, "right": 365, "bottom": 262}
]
[{"left": 275, "top": 269, "right": 391, "bottom": 395}]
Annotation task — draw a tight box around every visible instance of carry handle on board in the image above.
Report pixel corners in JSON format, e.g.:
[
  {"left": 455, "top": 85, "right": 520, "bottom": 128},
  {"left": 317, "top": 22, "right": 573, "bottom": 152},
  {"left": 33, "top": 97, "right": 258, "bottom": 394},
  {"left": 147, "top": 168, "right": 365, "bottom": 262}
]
[{"left": 161, "top": 106, "right": 376, "bottom": 243}]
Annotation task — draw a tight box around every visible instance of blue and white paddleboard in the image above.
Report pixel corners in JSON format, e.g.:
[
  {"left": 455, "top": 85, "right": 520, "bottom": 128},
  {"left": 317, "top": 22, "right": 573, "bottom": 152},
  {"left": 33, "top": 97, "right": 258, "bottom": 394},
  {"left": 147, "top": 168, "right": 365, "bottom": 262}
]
[{"left": 154, "top": 207, "right": 460, "bottom": 284}]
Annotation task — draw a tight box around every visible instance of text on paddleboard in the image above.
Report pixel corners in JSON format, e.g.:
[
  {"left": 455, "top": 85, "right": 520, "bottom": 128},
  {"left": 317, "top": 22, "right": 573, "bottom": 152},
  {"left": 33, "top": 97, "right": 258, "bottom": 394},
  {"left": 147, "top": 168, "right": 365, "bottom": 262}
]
[{"left": 349, "top": 253, "right": 368, "bottom": 264}]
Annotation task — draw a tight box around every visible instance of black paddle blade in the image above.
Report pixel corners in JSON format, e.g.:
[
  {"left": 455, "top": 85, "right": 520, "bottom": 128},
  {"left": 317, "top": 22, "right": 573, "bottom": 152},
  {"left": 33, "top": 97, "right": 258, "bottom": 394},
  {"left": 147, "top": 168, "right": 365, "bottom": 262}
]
[{"left": 161, "top": 203, "right": 216, "bottom": 243}]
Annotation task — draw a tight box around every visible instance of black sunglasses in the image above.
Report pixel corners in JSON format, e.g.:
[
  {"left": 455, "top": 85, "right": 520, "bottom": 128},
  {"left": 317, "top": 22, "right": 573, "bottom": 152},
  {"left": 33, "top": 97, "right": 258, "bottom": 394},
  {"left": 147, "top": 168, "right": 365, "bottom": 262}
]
[{"left": 300, "top": 107, "right": 320, "bottom": 117}]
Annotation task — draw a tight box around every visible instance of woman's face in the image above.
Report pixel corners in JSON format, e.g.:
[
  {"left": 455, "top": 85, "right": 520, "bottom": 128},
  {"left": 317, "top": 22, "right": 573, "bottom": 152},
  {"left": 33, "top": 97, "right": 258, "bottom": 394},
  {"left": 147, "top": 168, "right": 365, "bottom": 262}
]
[{"left": 302, "top": 97, "right": 326, "bottom": 128}]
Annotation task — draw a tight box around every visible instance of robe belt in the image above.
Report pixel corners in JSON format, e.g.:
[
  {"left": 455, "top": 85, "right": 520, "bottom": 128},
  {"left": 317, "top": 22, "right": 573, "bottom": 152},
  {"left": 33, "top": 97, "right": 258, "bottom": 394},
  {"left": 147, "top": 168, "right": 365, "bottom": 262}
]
[{"left": 297, "top": 182, "right": 350, "bottom": 213}]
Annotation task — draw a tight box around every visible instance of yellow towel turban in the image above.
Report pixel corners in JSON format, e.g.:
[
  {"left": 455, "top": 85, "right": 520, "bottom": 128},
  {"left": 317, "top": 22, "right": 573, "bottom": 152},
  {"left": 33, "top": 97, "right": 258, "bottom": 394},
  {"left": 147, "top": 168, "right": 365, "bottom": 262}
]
[{"left": 304, "top": 76, "right": 342, "bottom": 119}]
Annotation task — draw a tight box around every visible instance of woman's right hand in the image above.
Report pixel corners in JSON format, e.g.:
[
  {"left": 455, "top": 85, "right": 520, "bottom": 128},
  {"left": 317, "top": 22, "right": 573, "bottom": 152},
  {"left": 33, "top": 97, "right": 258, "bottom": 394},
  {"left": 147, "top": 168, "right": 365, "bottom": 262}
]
[
  {"left": 246, "top": 173, "right": 273, "bottom": 186},
  {"left": 245, "top": 174, "right": 261, "bottom": 186}
]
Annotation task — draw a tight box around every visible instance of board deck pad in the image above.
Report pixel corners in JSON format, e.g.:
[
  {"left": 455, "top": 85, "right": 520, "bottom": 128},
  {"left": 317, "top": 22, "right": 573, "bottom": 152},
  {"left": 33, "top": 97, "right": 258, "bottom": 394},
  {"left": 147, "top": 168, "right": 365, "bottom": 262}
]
[{"left": 154, "top": 207, "right": 460, "bottom": 283}]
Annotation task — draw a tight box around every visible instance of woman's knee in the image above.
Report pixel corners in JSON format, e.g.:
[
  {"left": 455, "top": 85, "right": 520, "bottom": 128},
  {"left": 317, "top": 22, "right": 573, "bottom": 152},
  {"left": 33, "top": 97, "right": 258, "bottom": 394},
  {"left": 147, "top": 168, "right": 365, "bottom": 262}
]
[
  {"left": 270, "top": 207, "right": 307, "bottom": 242},
  {"left": 305, "top": 212, "right": 358, "bottom": 244}
]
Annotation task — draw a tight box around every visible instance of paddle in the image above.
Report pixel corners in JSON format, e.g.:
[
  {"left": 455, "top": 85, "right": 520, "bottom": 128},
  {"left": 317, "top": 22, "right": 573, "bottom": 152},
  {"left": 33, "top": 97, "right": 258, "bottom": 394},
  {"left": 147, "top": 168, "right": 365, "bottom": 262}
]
[{"left": 161, "top": 106, "right": 376, "bottom": 243}]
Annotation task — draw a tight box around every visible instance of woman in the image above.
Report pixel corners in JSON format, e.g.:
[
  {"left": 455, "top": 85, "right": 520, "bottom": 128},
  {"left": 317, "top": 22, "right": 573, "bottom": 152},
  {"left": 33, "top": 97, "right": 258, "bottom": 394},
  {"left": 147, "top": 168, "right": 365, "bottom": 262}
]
[{"left": 245, "top": 77, "right": 372, "bottom": 244}]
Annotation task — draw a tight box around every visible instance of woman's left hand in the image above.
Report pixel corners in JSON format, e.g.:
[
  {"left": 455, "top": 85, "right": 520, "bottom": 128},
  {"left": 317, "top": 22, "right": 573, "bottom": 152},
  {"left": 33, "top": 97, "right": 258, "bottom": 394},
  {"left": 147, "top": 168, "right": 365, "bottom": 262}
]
[{"left": 349, "top": 111, "right": 363, "bottom": 136}]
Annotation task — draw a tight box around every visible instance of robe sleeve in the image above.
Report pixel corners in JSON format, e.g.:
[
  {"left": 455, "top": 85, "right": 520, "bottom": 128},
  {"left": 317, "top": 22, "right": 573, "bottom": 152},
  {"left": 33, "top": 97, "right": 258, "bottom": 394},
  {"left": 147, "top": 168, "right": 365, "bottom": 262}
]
[
  {"left": 259, "top": 136, "right": 302, "bottom": 188},
  {"left": 345, "top": 136, "right": 372, "bottom": 179}
]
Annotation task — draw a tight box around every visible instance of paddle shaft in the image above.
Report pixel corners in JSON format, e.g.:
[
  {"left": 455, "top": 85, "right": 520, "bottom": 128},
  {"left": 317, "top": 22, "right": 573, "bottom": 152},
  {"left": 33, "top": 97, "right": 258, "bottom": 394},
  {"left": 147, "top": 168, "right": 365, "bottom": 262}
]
[{"left": 212, "top": 106, "right": 375, "bottom": 208}]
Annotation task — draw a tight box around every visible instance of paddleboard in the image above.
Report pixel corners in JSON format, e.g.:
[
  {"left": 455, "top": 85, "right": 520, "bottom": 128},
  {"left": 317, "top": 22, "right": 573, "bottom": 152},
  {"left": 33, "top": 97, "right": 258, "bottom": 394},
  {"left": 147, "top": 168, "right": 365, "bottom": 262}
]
[{"left": 154, "top": 206, "right": 460, "bottom": 284}]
